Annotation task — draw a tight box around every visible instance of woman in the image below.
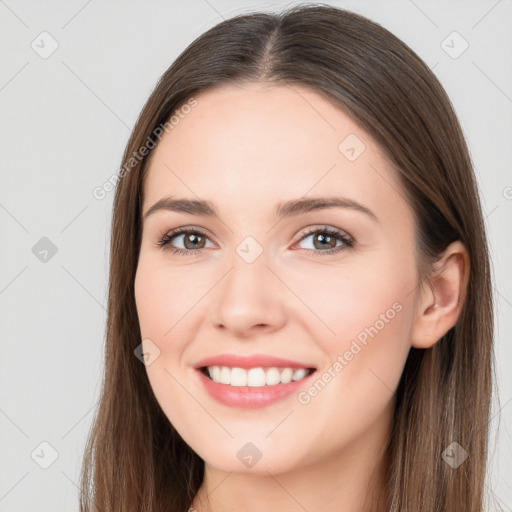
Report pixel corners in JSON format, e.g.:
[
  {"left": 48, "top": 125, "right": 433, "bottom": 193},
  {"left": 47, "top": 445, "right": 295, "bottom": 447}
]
[{"left": 80, "top": 4, "right": 494, "bottom": 512}]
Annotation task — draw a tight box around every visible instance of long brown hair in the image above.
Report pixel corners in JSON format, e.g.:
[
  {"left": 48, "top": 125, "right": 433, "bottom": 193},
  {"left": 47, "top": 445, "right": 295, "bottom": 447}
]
[{"left": 79, "top": 4, "right": 495, "bottom": 511}]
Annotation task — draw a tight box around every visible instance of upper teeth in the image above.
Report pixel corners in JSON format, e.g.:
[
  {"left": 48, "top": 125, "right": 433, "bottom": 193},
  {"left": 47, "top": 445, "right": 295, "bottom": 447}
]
[{"left": 206, "top": 366, "right": 310, "bottom": 387}]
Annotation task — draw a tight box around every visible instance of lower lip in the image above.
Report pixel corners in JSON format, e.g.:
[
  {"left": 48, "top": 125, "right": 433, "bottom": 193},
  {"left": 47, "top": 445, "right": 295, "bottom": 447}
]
[{"left": 195, "top": 369, "right": 316, "bottom": 409}]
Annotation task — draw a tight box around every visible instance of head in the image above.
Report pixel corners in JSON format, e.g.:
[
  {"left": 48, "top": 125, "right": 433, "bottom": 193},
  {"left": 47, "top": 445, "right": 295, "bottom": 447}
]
[{"left": 80, "top": 5, "right": 494, "bottom": 512}]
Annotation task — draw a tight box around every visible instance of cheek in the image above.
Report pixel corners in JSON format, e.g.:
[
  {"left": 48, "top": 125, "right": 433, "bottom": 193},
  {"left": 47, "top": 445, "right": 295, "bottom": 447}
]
[
  {"left": 290, "top": 247, "right": 416, "bottom": 404},
  {"left": 134, "top": 258, "right": 214, "bottom": 397},
  {"left": 294, "top": 285, "right": 414, "bottom": 449},
  {"left": 281, "top": 247, "right": 415, "bottom": 345},
  {"left": 134, "top": 258, "right": 205, "bottom": 341},
  {"left": 134, "top": 261, "right": 201, "bottom": 432}
]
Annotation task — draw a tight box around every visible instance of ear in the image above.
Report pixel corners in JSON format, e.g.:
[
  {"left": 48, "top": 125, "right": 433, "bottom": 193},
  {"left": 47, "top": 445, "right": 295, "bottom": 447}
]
[{"left": 411, "top": 241, "right": 470, "bottom": 349}]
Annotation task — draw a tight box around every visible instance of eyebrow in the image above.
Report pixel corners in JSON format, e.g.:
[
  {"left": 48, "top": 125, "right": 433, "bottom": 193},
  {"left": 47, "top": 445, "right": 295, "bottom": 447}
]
[{"left": 142, "top": 195, "right": 379, "bottom": 223}]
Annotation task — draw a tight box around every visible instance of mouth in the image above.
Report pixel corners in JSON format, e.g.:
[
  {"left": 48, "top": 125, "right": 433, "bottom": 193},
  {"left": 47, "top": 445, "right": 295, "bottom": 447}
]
[
  {"left": 192, "top": 353, "right": 319, "bottom": 408},
  {"left": 199, "top": 365, "right": 317, "bottom": 387},
  {"left": 195, "top": 365, "right": 318, "bottom": 409}
]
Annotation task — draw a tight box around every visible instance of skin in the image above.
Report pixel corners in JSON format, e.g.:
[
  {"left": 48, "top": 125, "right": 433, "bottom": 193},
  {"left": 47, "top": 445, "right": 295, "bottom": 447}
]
[{"left": 134, "top": 82, "right": 469, "bottom": 512}]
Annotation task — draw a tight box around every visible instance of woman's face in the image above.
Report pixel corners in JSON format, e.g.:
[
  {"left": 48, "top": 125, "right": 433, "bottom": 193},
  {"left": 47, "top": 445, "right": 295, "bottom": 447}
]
[{"left": 134, "top": 82, "right": 420, "bottom": 475}]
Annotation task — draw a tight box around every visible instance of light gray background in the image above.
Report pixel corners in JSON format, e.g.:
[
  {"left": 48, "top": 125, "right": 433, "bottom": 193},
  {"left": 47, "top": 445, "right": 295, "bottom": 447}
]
[{"left": 0, "top": 1, "right": 511, "bottom": 511}]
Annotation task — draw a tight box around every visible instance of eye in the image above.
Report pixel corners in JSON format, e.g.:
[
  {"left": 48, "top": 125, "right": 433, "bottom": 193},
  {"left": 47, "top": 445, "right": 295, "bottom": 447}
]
[
  {"left": 156, "top": 225, "right": 354, "bottom": 257},
  {"left": 293, "top": 226, "right": 354, "bottom": 256},
  {"left": 156, "top": 227, "right": 215, "bottom": 256}
]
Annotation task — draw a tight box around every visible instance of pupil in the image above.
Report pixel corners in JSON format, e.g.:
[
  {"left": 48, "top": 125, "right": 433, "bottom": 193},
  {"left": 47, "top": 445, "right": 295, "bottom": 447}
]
[
  {"left": 185, "top": 233, "right": 203, "bottom": 249},
  {"left": 316, "top": 234, "right": 335, "bottom": 249}
]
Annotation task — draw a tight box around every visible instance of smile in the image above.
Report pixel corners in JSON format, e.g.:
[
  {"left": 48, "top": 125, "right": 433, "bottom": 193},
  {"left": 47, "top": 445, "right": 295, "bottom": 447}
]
[
  {"left": 202, "top": 366, "right": 314, "bottom": 386},
  {"left": 195, "top": 366, "right": 317, "bottom": 409}
]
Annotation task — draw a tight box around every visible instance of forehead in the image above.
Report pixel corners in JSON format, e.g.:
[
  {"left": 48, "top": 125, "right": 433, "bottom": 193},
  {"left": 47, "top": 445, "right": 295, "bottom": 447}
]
[
  {"left": 143, "top": 82, "right": 406, "bottom": 220},
  {"left": 160, "top": 82, "right": 373, "bottom": 162}
]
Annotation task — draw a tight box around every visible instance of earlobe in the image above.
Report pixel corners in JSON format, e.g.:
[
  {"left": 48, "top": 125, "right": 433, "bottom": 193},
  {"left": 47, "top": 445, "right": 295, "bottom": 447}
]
[{"left": 411, "top": 241, "right": 470, "bottom": 349}]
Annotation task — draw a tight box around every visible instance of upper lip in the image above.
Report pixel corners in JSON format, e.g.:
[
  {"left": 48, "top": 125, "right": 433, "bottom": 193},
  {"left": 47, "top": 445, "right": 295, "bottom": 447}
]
[{"left": 194, "top": 353, "right": 317, "bottom": 370}]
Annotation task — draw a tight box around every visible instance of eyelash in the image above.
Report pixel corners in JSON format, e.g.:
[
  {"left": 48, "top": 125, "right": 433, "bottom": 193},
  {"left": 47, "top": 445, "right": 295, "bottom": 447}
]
[{"left": 155, "top": 225, "right": 354, "bottom": 257}]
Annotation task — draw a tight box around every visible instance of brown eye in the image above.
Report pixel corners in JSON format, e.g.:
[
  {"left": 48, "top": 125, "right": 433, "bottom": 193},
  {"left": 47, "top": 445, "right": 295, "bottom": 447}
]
[
  {"left": 312, "top": 232, "right": 338, "bottom": 250},
  {"left": 157, "top": 228, "right": 215, "bottom": 255},
  {"left": 295, "top": 227, "right": 354, "bottom": 256},
  {"left": 181, "top": 232, "right": 207, "bottom": 249}
]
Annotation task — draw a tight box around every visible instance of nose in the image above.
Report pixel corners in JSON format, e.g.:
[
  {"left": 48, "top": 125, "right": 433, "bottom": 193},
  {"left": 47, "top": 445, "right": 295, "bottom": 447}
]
[{"left": 209, "top": 252, "right": 287, "bottom": 339}]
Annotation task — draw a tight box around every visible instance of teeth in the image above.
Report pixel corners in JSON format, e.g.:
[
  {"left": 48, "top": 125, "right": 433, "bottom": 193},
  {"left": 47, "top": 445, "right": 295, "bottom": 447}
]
[
  {"left": 231, "top": 367, "right": 247, "bottom": 387},
  {"left": 265, "top": 367, "right": 281, "bottom": 386},
  {"left": 205, "top": 366, "right": 311, "bottom": 387}
]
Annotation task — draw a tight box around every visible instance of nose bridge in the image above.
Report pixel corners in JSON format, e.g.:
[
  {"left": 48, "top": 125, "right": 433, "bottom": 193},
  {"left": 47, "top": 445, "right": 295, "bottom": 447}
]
[{"left": 210, "top": 239, "right": 286, "bottom": 335}]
